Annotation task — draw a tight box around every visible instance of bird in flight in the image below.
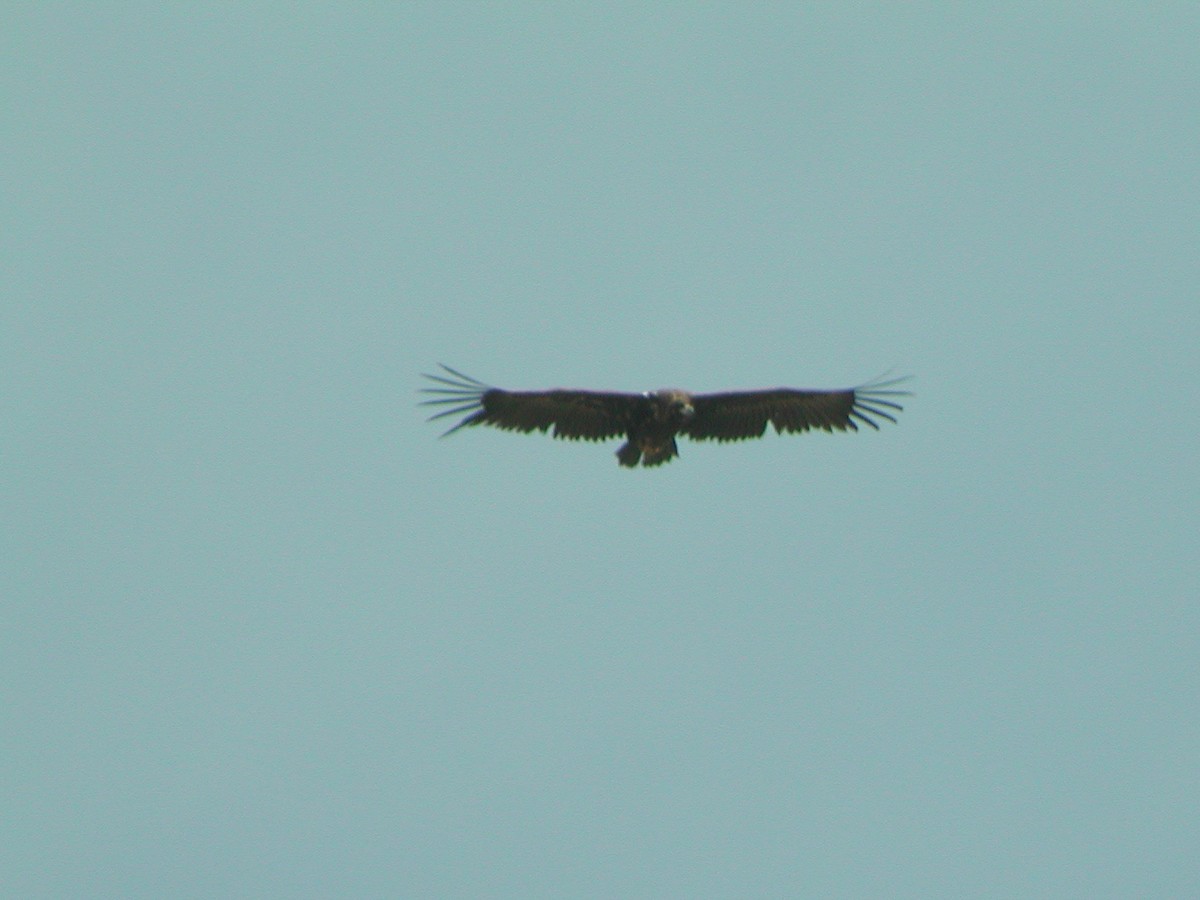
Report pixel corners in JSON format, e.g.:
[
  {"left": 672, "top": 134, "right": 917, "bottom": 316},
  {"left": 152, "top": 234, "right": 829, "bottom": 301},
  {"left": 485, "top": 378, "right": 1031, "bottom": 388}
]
[{"left": 421, "top": 365, "right": 911, "bottom": 468}]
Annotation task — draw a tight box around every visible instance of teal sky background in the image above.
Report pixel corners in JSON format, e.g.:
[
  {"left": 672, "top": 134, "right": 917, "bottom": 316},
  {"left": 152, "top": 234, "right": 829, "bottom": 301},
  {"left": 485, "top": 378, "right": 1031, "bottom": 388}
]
[{"left": 5, "top": 5, "right": 1198, "bottom": 897}]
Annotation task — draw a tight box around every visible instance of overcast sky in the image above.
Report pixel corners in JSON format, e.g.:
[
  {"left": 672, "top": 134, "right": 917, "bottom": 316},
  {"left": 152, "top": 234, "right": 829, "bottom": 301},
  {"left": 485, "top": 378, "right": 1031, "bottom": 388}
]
[{"left": 5, "top": 5, "right": 1199, "bottom": 897}]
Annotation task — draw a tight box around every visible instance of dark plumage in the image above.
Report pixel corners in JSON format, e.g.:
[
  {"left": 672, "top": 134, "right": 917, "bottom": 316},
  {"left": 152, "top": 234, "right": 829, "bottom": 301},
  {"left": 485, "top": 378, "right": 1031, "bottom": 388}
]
[{"left": 421, "top": 365, "right": 911, "bottom": 468}]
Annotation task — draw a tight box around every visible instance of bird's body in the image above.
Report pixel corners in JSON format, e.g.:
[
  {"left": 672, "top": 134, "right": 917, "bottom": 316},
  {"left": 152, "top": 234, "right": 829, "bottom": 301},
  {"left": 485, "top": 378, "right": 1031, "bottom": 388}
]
[
  {"left": 421, "top": 365, "right": 910, "bottom": 467},
  {"left": 615, "top": 389, "right": 696, "bottom": 467}
]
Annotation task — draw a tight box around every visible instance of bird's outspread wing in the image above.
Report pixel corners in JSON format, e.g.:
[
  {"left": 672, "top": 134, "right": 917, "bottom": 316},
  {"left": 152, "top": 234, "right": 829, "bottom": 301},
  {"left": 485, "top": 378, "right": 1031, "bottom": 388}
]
[
  {"left": 420, "top": 365, "right": 640, "bottom": 440},
  {"left": 682, "top": 378, "right": 910, "bottom": 442}
]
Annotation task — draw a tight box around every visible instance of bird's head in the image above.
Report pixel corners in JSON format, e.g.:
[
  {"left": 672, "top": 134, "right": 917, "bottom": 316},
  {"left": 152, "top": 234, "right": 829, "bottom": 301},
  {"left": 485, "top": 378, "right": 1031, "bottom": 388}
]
[{"left": 654, "top": 389, "right": 695, "bottom": 423}]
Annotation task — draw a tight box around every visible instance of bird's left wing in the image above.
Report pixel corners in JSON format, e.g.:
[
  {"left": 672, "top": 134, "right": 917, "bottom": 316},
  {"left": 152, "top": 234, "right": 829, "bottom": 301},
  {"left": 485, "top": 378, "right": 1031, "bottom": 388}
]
[
  {"left": 682, "top": 378, "right": 910, "bottom": 442},
  {"left": 421, "top": 365, "right": 640, "bottom": 440}
]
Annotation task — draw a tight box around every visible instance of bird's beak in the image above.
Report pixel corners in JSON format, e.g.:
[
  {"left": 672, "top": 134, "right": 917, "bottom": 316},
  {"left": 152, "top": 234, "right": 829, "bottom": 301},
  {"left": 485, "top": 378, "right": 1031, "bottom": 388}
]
[{"left": 682, "top": 404, "right": 695, "bottom": 418}]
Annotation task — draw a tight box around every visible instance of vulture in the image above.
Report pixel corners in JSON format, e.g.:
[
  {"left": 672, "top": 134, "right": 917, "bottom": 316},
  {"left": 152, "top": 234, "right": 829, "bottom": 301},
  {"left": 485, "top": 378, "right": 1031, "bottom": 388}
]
[{"left": 421, "top": 365, "right": 910, "bottom": 468}]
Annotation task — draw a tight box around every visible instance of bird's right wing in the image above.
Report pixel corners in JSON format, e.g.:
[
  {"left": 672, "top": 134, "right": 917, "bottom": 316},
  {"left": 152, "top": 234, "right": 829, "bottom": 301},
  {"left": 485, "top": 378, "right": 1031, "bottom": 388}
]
[{"left": 421, "top": 365, "right": 640, "bottom": 440}]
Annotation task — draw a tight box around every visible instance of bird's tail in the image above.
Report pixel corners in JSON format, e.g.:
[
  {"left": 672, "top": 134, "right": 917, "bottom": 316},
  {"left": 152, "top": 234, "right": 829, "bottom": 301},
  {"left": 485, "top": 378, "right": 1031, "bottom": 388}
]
[
  {"left": 616, "top": 437, "right": 679, "bottom": 467},
  {"left": 640, "top": 438, "right": 679, "bottom": 467}
]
